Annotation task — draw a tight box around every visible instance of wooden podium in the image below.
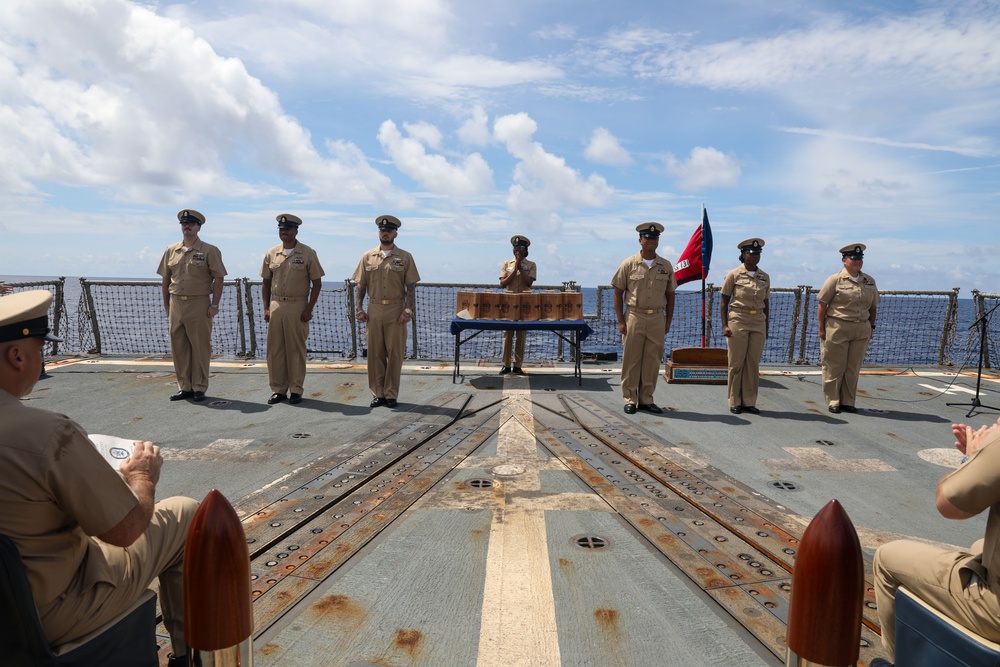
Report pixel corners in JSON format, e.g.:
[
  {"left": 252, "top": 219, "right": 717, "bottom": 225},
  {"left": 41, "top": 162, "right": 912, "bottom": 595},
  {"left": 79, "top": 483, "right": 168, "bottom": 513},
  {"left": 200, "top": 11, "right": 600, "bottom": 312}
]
[{"left": 665, "top": 346, "right": 728, "bottom": 384}]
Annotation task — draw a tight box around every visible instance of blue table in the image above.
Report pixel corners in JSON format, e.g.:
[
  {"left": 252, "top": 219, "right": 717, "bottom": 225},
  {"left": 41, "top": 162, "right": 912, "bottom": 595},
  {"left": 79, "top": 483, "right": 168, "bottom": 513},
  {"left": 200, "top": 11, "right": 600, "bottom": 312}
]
[{"left": 449, "top": 319, "right": 594, "bottom": 385}]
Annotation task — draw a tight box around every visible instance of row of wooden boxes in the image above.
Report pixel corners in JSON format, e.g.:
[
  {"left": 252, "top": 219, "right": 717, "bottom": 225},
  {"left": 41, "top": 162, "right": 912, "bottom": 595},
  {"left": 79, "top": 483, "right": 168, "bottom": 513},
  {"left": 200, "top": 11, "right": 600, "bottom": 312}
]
[{"left": 456, "top": 290, "right": 583, "bottom": 321}]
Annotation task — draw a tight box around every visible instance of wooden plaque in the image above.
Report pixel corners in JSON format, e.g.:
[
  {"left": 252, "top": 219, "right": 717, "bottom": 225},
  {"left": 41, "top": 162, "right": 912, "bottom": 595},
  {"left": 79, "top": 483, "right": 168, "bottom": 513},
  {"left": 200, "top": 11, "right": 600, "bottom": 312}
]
[
  {"left": 520, "top": 293, "right": 540, "bottom": 321},
  {"left": 562, "top": 291, "right": 583, "bottom": 320},
  {"left": 539, "top": 291, "right": 562, "bottom": 321},
  {"left": 497, "top": 292, "right": 521, "bottom": 321},
  {"left": 456, "top": 290, "right": 480, "bottom": 319}
]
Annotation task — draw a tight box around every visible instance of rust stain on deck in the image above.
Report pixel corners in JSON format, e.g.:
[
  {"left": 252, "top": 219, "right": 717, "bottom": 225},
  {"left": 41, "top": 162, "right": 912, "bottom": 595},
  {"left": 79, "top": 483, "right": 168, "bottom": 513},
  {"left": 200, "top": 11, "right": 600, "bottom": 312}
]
[
  {"left": 393, "top": 629, "right": 423, "bottom": 657},
  {"left": 313, "top": 594, "right": 365, "bottom": 621}
]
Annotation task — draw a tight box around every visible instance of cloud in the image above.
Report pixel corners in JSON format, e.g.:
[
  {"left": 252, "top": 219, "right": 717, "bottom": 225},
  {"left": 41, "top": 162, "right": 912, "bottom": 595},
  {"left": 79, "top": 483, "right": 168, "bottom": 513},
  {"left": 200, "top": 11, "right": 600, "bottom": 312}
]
[
  {"left": 377, "top": 120, "right": 494, "bottom": 197},
  {"left": 664, "top": 147, "right": 741, "bottom": 191},
  {"left": 584, "top": 128, "right": 633, "bottom": 166},
  {"left": 0, "top": 0, "right": 395, "bottom": 205},
  {"left": 627, "top": 11, "right": 1000, "bottom": 92},
  {"left": 458, "top": 106, "right": 493, "bottom": 147},
  {"left": 779, "top": 126, "right": 999, "bottom": 158},
  {"left": 493, "top": 113, "right": 614, "bottom": 225}
]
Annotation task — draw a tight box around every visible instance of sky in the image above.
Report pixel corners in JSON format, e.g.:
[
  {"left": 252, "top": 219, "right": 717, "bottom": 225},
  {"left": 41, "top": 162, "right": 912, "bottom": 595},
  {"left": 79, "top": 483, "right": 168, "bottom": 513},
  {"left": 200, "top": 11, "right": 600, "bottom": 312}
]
[{"left": 1, "top": 0, "right": 999, "bottom": 293}]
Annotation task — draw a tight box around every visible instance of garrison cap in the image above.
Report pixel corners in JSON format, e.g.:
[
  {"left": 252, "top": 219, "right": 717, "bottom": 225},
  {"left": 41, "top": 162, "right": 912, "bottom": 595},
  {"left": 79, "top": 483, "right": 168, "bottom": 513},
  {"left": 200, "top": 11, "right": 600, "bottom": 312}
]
[
  {"left": 511, "top": 235, "right": 531, "bottom": 248},
  {"left": 738, "top": 238, "right": 765, "bottom": 253},
  {"left": 0, "top": 290, "right": 63, "bottom": 344},
  {"left": 276, "top": 213, "right": 302, "bottom": 229},
  {"left": 376, "top": 214, "right": 401, "bottom": 230},
  {"left": 636, "top": 222, "right": 664, "bottom": 238},
  {"left": 177, "top": 209, "right": 206, "bottom": 225},
  {"left": 840, "top": 243, "right": 866, "bottom": 259}
]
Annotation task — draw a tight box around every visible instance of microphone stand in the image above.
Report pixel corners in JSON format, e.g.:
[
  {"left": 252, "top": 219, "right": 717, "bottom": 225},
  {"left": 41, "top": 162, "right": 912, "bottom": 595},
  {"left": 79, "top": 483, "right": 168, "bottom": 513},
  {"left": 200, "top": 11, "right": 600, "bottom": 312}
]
[{"left": 948, "top": 301, "right": 1000, "bottom": 418}]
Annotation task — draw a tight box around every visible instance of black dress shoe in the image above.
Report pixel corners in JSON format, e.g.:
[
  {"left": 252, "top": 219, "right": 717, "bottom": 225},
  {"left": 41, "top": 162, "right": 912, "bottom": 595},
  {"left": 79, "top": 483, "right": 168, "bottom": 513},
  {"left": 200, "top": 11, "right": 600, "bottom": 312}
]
[
  {"left": 289, "top": 393, "right": 302, "bottom": 405},
  {"left": 841, "top": 405, "right": 858, "bottom": 413},
  {"left": 512, "top": 367, "right": 525, "bottom": 375},
  {"left": 169, "top": 390, "right": 194, "bottom": 401},
  {"left": 385, "top": 398, "right": 398, "bottom": 408},
  {"left": 638, "top": 403, "right": 664, "bottom": 414},
  {"left": 370, "top": 396, "right": 387, "bottom": 408},
  {"left": 828, "top": 404, "right": 842, "bottom": 414},
  {"left": 192, "top": 391, "right": 206, "bottom": 402},
  {"left": 268, "top": 392, "right": 286, "bottom": 405},
  {"left": 730, "top": 406, "right": 742, "bottom": 414},
  {"left": 167, "top": 654, "right": 189, "bottom": 667},
  {"left": 868, "top": 659, "right": 893, "bottom": 667},
  {"left": 744, "top": 406, "right": 760, "bottom": 415},
  {"left": 623, "top": 403, "right": 637, "bottom": 414},
  {"left": 499, "top": 366, "right": 512, "bottom": 375}
]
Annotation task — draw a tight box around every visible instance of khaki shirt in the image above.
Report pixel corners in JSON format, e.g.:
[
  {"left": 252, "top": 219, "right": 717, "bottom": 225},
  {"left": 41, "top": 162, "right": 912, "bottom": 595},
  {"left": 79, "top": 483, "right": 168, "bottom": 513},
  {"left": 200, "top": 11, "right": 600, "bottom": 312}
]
[
  {"left": 0, "top": 390, "right": 138, "bottom": 616},
  {"left": 157, "top": 240, "right": 227, "bottom": 295},
  {"left": 817, "top": 268, "right": 879, "bottom": 321},
  {"left": 499, "top": 259, "right": 537, "bottom": 294},
  {"left": 352, "top": 246, "right": 421, "bottom": 303},
  {"left": 611, "top": 252, "right": 677, "bottom": 312},
  {"left": 721, "top": 266, "right": 770, "bottom": 311},
  {"left": 942, "top": 428, "right": 1000, "bottom": 585},
  {"left": 260, "top": 242, "right": 325, "bottom": 298}
]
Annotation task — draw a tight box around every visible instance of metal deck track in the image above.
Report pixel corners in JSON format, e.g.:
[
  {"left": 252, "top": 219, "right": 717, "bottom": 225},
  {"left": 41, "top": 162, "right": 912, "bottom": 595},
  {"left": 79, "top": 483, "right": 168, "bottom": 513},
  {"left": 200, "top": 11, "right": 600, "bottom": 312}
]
[
  {"left": 531, "top": 394, "right": 882, "bottom": 664},
  {"left": 157, "top": 390, "right": 885, "bottom": 665}
]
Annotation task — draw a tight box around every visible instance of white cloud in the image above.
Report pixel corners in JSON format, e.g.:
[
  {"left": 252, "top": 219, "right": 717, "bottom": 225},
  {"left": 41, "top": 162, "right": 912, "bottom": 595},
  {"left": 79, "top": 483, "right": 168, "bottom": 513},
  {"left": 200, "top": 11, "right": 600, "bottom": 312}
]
[
  {"left": 493, "top": 113, "right": 614, "bottom": 225},
  {"left": 0, "top": 0, "right": 395, "bottom": 205},
  {"left": 664, "top": 147, "right": 741, "bottom": 191},
  {"left": 377, "top": 120, "right": 494, "bottom": 197},
  {"left": 458, "top": 106, "right": 493, "bottom": 147},
  {"left": 402, "top": 121, "right": 443, "bottom": 150},
  {"left": 584, "top": 128, "right": 633, "bottom": 166},
  {"left": 631, "top": 12, "right": 1000, "bottom": 92}
]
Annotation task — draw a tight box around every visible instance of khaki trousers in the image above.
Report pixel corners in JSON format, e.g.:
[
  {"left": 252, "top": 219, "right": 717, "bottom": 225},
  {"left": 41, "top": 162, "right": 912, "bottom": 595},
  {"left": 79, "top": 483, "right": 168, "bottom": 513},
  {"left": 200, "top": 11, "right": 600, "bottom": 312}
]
[
  {"left": 169, "top": 295, "right": 213, "bottom": 392},
  {"left": 366, "top": 304, "right": 407, "bottom": 400},
  {"left": 621, "top": 311, "right": 665, "bottom": 405},
  {"left": 40, "top": 496, "right": 199, "bottom": 656},
  {"left": 726, "top": 312, "right": 766, "bottom": 408},
  {"left": 874, "top": 539, "right": 1000, "bottom": 661},
  {"left": 821, "top": 318, "right": 871, "bottom": 406},
  {"left": 501, "top": 329, "right": 526, "bottom": 367},
  {"left": 267, "top": 299, "right": 309, "bottom": 394}
]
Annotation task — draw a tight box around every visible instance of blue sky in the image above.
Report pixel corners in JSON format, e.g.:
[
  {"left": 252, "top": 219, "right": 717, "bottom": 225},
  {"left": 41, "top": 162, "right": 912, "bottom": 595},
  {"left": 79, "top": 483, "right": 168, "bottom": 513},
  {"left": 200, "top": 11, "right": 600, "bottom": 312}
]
[{"left": 2, "top": 0, "right": 998, "bottom": 293}]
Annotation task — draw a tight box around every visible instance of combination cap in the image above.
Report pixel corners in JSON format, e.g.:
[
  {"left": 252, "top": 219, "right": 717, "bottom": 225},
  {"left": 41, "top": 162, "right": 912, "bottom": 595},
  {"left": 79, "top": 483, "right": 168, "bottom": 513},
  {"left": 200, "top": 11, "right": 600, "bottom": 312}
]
[
  {"left": 636, "top": 222, "right": 664, "bottom": 238},
  {"left": 840, "top": 243, "right": 866, "bottom": 259},
  {"left": 738, "top": 238, "right": 765, "bottom": 253},
  {"left": 277, "top": 213, "right": 302, "bottom": 229},
  {"left": 376, "top": 215, "right": 401, "bottom": 230},
  {"left": 0, "top": 290, "right": 63, "bottom": 344},
  {"left": 511, "top": 235, "right": 531, "bottom": 248},
  {"left": 177, "top": 209, "right": 206, "bottom": 225}
]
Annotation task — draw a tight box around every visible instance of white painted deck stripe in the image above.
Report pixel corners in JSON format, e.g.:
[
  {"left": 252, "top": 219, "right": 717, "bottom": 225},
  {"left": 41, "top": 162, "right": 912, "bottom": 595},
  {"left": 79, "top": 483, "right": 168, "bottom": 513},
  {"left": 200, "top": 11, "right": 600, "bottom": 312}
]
[{"left": 476, "top": 385, "right": 562, "bottom": 666}]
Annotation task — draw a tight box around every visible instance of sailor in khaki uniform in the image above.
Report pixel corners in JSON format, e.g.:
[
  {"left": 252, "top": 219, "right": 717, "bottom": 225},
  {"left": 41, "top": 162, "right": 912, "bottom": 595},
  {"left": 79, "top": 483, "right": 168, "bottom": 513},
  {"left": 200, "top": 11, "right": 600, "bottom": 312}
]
[
  {"left": 720, "top": 238, "right": 770, "bottom": 414},
  {"left": 157, "top": 209, "right": 227, "bottom": 402},
  {"left": 817, "top": 243, "right": 879, "bottom": 413},
  {"left": 499, "top": 235, "right": 537, "bottom": 375},
  {"left": 261, "top": 214, "right": 325, "bottom": 405},
  {"left": 611, "top": 222, "right": 677, "bottom": 415},
  {"left": 353, "top": 215, "right": 421, "bottom": 409},
  {"left": 873, "top": 418, "right": 1000, "bottom": 665},
  {"left": 0, "top": 291, "right": 197, "bottom": 667}
]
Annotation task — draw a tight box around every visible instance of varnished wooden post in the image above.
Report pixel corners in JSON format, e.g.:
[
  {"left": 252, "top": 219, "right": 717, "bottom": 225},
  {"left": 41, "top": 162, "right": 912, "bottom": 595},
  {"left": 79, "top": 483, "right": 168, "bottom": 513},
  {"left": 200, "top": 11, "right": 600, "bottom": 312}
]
[
  {"left": 785, "top": 499, "right": 864, "bottom": 667},
  {"left": 183, "top": 489, "right": 254, "bottom": 666}
]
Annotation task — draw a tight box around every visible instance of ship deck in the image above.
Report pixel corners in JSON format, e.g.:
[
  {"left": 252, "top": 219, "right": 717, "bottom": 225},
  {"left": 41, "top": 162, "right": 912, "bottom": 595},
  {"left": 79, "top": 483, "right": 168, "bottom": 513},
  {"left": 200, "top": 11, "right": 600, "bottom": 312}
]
[{"left": 28, "top": 355, "right": 1000, "bottom": 666}]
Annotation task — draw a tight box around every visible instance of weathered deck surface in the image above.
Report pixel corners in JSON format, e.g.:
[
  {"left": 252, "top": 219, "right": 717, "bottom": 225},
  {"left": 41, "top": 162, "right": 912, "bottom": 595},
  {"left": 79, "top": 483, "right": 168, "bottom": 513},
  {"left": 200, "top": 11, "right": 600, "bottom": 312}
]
[{"left": 29, "top": 355, "right": 1000, "bottom": 666}]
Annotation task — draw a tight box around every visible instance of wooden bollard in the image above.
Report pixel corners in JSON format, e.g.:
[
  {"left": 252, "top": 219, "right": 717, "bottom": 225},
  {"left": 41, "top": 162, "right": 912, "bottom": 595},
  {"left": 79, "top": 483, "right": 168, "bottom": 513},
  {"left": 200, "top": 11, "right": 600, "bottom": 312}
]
[
  {"left": 183, "top": 489, "right": 254, "bottom": 665},
  {"left": 785, "top": 499, "right": 864, "bottom": 666}
]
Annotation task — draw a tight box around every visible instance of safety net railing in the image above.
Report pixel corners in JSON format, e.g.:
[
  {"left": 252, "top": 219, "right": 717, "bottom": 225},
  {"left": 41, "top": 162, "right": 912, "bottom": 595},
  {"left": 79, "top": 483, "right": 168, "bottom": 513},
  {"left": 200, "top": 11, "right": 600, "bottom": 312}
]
[
  {"left": 2, "top": 278, "right": 68, "bottom": 356},
  {"left": 27, "top": 278, "right": 980, "bottom": 366}
]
